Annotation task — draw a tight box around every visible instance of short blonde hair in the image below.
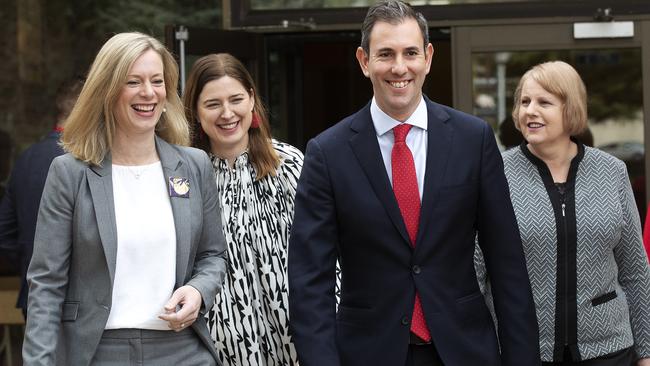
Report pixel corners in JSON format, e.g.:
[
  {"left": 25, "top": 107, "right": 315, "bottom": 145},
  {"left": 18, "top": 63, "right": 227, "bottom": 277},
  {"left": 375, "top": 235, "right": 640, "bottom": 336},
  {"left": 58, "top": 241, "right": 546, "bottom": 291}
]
[
  {"left": 512, "top": 60, "right": 588, "bottom": 136},
  {"left": 62, "top": 32, "right": 189, "bottom": 165}
]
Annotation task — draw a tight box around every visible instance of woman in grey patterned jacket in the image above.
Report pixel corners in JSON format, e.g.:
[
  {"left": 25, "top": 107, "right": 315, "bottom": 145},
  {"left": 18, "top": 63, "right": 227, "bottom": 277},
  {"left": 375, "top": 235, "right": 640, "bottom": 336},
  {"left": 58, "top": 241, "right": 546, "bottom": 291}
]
[{"left": 479, "top": 61, "right": 650, "bottom": 365}]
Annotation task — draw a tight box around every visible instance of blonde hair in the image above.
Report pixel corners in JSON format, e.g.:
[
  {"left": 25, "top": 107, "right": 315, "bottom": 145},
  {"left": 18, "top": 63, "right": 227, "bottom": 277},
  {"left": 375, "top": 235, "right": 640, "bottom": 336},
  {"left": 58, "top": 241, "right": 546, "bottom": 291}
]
[
  {"left": 184, "top": 53, "right": 279, "bottom": 179},
  {"left": 61, "top": 32, "right": 189, "bottom": 165},
  {"left": 512, "top": 60, "right": 588, "bottom": 136}
]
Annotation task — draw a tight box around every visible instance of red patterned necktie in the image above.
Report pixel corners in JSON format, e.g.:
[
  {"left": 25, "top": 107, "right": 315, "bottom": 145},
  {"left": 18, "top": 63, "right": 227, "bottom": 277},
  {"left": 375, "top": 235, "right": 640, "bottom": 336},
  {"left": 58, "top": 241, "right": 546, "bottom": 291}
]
[{"left": 391, "top": 123, "right": 431, "bottom": 342}]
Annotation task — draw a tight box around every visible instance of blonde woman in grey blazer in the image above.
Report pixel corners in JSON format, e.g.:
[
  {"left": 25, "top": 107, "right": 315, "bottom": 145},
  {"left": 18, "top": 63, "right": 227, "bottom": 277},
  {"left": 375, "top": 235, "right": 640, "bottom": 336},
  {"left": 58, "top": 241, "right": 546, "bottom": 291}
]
[
  {"left": 22, "top": 33, "right": 227, "bottom": 366},
  {"left": 478, "top": 61, "right": 650, "bottom": 366}
]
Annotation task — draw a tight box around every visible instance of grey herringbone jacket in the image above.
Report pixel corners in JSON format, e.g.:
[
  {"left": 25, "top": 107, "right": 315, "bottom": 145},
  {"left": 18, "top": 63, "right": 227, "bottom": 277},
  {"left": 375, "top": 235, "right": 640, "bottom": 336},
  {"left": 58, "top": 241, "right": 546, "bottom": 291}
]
[{"left": 500, "top": 145, "right": 650, "bottom": 361}]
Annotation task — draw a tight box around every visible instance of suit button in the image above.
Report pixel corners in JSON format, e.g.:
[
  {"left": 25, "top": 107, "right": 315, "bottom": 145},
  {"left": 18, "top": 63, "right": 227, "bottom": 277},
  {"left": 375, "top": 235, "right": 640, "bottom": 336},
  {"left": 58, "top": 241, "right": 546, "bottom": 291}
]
[
  {"left": 412, "top": 265, "right": 421, "bottom": 275},
  {"left": 401, "top": 316, "right": 410, "bottom": 325}
]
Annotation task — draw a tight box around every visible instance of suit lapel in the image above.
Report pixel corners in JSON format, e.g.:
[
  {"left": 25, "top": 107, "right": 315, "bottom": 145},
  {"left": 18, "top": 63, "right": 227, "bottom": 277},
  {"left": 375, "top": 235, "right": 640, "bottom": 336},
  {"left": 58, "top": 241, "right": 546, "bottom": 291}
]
[
  {"left": 416, "top": 98, "right": 453, "bottom": 246},
  {"left": 156, "top": 136, "right": 191, "bottom": 287},
  {"left": 88, "top": 155, "right": 118, "bottom": 285},
  {"left": 349, "top": 104, "right": 411, "bottom": 246}
]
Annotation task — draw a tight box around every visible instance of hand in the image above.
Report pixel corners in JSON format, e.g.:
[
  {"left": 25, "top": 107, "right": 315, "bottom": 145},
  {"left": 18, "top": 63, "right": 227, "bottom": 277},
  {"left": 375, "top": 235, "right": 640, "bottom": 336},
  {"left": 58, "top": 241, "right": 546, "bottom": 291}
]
[
  {"left": 158, "top": 285, "right": 202, "bottom": 332},
  {"left": 638, "top": 358, "right": 650, "bottom": 366}
]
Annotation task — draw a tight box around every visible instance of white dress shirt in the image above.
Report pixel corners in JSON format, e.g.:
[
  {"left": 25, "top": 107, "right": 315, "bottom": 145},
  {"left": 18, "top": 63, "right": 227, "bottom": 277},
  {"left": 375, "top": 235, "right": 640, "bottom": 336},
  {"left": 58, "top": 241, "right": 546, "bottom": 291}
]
[{"left": 371, "top": 97, "right": 428, "bottom": 200}]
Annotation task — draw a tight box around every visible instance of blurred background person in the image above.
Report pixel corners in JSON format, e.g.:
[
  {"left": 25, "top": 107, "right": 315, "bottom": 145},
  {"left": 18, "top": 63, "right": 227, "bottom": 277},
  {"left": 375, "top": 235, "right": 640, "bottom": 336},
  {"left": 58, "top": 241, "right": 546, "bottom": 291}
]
[
  {"left": 0, "top": 130, "right": 12, "bottom": 198},
  {"left": 22, "top": 32, "right": 227, "bottom": 366},
  {"left": 184, "top": 53, "right": 302, "bottom": 366},
  {"left": 0, "top": 77, "right": 83, "bottom": 319},
  {"left": 576, "top": 127, "right": 593, "bottom": 148},
  {"left": 479, "top": 60, "right": 650, "bottom": 365},
  {"left": 498, "top": 115, "right": 523, "bottom": 150}
]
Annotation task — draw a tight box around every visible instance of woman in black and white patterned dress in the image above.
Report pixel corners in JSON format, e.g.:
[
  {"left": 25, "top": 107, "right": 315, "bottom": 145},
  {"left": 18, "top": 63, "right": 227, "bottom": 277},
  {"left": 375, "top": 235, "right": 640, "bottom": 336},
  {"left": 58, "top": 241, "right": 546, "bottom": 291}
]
[{"left": 184, "top": 53, "right": 302, "bottom": 366}]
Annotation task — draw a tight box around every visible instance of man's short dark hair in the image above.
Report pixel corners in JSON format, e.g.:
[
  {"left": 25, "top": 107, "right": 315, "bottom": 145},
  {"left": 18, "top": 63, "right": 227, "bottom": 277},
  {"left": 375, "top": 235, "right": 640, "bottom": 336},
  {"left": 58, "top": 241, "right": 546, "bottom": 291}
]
[
  {"left": 55, "top": 77, "right": 84, "bottom": 119},
  {"left": 360, "top": 0, "right": 429, "bottom": 55}
]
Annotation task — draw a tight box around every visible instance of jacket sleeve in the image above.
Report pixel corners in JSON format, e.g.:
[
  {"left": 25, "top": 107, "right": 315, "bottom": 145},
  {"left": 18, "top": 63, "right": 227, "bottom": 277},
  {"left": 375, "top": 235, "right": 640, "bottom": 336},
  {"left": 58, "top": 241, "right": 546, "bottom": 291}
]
[
  {"left": 22, "top": 157, "right": 74, "bottom": 366},
  {"left": 0, "top": 151, "right": 30, "bottom": 254},
  {"left": 613, "top": 161, "right": 650, "bottom": 358},
  {"left": 288, "top": 138, "right": 341, "bottom": 366},
  {"left": 0, "top": 171, "right": 19, "bottom": 253},
  {"left": 475, "top": 123, "right": 541, "bottom": 365},
  {"left": 185, "top": 151, "right": 228, "bottom": 314}
]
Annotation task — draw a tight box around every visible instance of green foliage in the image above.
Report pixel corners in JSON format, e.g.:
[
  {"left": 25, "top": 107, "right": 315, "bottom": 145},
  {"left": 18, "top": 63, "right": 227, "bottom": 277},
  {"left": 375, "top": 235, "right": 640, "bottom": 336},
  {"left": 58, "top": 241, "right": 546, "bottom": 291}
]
[{"left": 64, "top": 0, "right": 221, "bottom": 40}]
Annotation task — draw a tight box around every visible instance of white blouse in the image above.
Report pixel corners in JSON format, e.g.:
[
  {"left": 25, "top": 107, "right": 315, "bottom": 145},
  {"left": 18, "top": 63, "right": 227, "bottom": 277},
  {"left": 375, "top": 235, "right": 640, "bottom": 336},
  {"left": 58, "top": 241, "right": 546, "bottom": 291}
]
[{"left": 107, "top": 162, "right": 176, "bottom": 330}]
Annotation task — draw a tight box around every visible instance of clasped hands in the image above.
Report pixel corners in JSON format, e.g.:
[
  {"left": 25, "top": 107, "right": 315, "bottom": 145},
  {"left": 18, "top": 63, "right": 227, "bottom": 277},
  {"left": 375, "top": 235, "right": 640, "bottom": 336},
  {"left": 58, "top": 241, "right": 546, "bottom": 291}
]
[{"left": 158, "top": 285, "right": 202, "bottom": 332}]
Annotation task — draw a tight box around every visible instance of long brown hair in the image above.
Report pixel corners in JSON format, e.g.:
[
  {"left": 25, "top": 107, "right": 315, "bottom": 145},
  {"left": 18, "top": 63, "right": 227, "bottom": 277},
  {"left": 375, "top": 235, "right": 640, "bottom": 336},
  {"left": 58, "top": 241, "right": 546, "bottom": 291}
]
[{"left": 183, "top": 53, "right": 279, "bottom": 179}]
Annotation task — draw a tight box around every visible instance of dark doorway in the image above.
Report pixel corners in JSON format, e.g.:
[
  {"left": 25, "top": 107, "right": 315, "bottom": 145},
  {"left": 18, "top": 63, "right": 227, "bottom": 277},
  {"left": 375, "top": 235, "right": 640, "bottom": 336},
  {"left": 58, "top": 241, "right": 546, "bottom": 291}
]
[{"left": 266, "top": 28, "right": 452, "bottom": 150}]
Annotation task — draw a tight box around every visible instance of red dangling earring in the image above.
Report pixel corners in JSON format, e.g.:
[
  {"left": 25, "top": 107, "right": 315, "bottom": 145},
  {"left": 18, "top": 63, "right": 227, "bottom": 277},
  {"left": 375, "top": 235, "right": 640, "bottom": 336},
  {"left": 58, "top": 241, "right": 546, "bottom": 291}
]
[{"left": 251, "top": 112, "right": 261, "bottom": 129}]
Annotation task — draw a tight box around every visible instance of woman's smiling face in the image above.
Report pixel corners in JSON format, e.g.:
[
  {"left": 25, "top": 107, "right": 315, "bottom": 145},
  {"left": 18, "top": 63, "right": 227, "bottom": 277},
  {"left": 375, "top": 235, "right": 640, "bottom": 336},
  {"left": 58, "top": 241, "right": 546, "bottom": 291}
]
[
  {"left": 517, "top": 78, "right": 568, "bottom": 148},
  {"left": 113, "top": 49, "right": 166, "bottom": 136},
  {"left": 196, "top": 75, "right": 254, "bottom": 156}
]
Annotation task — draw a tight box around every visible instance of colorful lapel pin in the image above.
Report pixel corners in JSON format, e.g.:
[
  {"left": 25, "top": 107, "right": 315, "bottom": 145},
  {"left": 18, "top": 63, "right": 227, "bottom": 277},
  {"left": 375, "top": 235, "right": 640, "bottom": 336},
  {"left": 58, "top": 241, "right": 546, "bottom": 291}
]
[{"left": 169, "top": 177, "right": 190, "bottom": 198}]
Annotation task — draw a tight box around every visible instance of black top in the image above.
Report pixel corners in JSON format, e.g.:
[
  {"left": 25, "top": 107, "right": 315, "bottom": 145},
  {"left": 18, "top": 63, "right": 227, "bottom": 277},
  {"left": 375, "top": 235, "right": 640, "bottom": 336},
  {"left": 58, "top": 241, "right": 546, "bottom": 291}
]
[{"left": 521, "top": 139, "right": 586, "bottom": 362}]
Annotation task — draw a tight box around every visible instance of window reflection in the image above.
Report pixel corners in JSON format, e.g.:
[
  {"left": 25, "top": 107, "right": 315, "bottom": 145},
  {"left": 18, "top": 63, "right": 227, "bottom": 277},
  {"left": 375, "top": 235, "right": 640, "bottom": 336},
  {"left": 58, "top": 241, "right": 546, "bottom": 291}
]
[
  {"left": 472, "top": 49, "right": 645, "bottom": 220},
  {"left": 251, "top": 0, "right": 532, "bottom": 10}
]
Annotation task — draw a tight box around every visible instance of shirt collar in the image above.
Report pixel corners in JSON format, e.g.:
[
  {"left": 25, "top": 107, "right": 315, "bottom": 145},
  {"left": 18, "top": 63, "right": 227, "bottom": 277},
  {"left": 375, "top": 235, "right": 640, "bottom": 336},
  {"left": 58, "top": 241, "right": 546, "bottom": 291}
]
[{"left": 371, "top": 97, "right": 428, "bottom": 137}]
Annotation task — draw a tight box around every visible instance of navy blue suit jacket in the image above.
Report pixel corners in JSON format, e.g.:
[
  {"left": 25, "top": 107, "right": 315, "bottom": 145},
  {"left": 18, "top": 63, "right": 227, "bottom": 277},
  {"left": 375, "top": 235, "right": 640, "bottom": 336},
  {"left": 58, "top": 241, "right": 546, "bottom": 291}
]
[
  {"left": 0, "top": 131, "right": 64, "bottom": 310},
  {"left": 288, "top": 98, "right": 540, "bottom": 366}
]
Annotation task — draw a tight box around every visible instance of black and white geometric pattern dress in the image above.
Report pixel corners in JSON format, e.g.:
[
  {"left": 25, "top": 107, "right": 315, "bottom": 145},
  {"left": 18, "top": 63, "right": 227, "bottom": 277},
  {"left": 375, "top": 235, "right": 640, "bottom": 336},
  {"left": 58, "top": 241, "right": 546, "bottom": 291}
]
[{"left": 207, "top": 140, "right": 302, "bottom": 366}]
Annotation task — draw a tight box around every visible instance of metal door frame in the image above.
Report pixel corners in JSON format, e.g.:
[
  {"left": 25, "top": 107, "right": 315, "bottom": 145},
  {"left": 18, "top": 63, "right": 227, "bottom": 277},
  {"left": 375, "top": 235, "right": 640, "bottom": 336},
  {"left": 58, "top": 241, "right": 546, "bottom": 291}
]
[{"left": 452, "top": 19, "right": 650, "bottom": 205}]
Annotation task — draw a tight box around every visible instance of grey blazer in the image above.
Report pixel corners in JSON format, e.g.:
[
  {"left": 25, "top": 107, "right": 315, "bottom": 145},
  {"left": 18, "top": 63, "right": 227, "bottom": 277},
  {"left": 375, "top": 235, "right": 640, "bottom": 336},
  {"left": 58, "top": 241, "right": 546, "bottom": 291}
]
[{"left": 22, "top": 136, "right": 227, "bottom": 366}]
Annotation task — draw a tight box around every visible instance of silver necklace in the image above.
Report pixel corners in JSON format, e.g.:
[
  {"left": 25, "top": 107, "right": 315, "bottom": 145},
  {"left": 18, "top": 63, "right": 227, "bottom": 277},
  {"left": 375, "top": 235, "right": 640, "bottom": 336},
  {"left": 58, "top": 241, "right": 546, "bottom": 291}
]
[
  {"left": 124, "top": 164, "right": 153, "bottom": 179},
  {"left": 127, "top": 166, "right": 144, "bottom": 179}
]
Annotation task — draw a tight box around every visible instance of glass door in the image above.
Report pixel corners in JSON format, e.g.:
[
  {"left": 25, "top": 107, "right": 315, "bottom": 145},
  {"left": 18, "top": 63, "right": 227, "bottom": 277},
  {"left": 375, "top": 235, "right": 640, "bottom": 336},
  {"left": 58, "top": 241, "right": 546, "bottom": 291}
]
[{"left": 453, "top": 21, "right": 650, "bottom": 221}]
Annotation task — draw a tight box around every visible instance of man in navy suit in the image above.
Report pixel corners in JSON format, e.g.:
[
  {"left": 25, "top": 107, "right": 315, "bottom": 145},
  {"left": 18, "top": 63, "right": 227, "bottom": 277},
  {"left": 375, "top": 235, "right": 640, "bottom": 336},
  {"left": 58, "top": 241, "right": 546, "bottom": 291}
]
[
  {"left": 0, "top": 78, "right": 83, "bottom": 318},
  {"left": 288, "top": 1, "right": 540, "bottom": 365}
]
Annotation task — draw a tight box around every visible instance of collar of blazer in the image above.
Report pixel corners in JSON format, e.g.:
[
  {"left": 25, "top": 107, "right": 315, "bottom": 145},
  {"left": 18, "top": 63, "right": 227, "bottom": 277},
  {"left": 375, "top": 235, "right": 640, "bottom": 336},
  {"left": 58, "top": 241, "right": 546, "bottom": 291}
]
[
  {"left": 349, "top": 96, "right": 451, "bottom": 133},
  {"left": 89, "top": 135, "right": 182, "bottom": 177},
  {"left": 348, "top": 96, "right": 454, "bottom": 248},
  {"left": 86, "top": 134, "right": 191, "bottom": 288}
]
